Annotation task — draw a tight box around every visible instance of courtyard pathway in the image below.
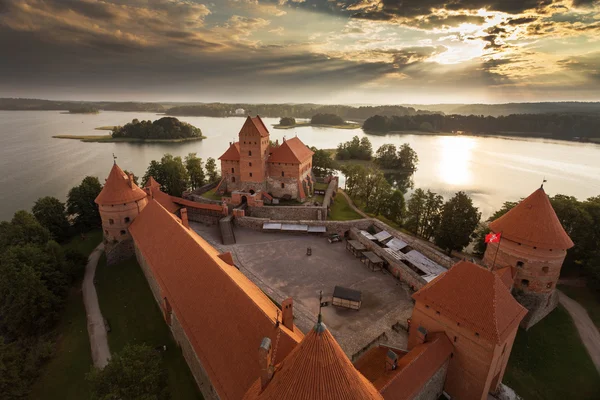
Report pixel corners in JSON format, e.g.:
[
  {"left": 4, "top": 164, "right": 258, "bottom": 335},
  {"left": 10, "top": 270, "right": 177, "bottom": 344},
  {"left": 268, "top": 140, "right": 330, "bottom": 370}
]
[
  {"left": 82, "top": 243, "right": 111, "bottom": 369},
  {"left": 338, "top": 189, "right": 369, "bottom": 218},
  {"left": 558, "top": 290, "right": 600, "bottom": 373}
]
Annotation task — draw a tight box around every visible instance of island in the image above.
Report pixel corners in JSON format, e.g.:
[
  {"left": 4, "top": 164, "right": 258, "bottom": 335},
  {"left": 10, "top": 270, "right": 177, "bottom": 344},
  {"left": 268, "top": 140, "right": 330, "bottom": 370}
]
[
  {"left": 273, "top": 113, "right": 360, "bottom": 129},
  {"left": 67, "top": 106, "right": 99, "bottom": 114},
  {"left": 53, "top": 117, "right": 205, "bottom": 143}
]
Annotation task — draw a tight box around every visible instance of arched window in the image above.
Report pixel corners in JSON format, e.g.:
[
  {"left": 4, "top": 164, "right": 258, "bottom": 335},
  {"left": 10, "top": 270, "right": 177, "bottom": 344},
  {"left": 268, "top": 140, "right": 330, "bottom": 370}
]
[
  {"left": 232, "top": 176, "right": 236, "bottom": 182},
  {"left": 231, "top": 167, "right": 235, "bottom": 173},
  {"left": 521, "top": 279, "right": 529, "bottom": 287},
  {"left": 109, "top": 219, "right": 114, "bottom": 225},
  {"left": 124, "top": 217, "right": 130, "bottom": 223},
  {"left": 281, "top": 171, "right": 284, "bottom": 177},
  {"left": 516, "top": 261, "right": 524, "bottom": 268},
  {"left": 281, "top": 183, "right": 285, "bottom": 188},
  {"left": 249, "top": 150, "right": 252, "bottom": 156},
  {"left": 249, "top": 172, "right": 253, "bottom": 177},
  {"left": 249, "top": 162, "right": 252, "bottom": 167}
]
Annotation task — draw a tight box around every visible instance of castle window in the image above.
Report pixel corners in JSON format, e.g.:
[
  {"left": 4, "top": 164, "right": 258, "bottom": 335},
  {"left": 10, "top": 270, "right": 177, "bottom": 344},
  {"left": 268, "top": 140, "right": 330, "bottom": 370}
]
[
  {"left": 231, "top": 167, "right": 235, "bottom": 173},
  {"left": 120, "top": 230, "right": 127, "bottom": 235},
  {"left": 516, "top": 261, "right": 524, "bottom": 268},
  {"left": 232, "top": 177, "right": 236, "bottom": 182},
  {"left": 124, "top": 217, "right": 130, "bottom": 223},
  {"left": 533, "top": 246, "right": 537, "bottom": 249},
  {"left": 109, "top": 219, "right": 114, "bottom": 225},
  {"left": 546, "top": 282, "right": 553, "bottom": 289},
  {"left": 542, "top": 266, "right": 549, "bottom": 273},
  {"left": 475, "top": 332, "right": 480, "bottom": 337},
  {"left": 249, "top": 172, "right": 253, "bottom": 177},
  {"left": 454, "top": 336, "right": 457, "bottom": 343},
  {"left": 281, "top": 183, "right": 285, "bottom": 189},
  {"left": 249, "top": 162, "right": 252, "bottom": 167},
  {"left": 249, "top": 150, "right": 252, "bottom": 156},
  {"left": 521, "top": 279, "right": 529, "bottom": 287},
  {"left": 425, "top": 305, "right": 430, "bottom": 309},
  {"left": 281, "top": 171, "right": 284, "bottom": 177},
  {"left": 104, "top": 230, "right": 109, "bottom": 235}
]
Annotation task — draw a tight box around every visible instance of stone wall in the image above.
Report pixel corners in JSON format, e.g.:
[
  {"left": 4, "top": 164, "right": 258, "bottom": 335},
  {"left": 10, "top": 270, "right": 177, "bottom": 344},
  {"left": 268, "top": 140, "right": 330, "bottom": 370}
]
[
  {"left": 234, "top": 216, "right": 371, "bottom": 235},
  {"left": 190, "top": 180, "right": 219, "bottom": 196},
  {"left": 185, "top": 193, "right": 223, "bottom": 205},
  {"left": 266, "top": 176, "right": 299, "bottom": 199},
  {"left": 322, "top": 178, "right": 338, "bottom": 207},
  {"left": 247, "top": 205, "right": 327, "bottom": 221},
  {"left": 349, "top": 227, "right": 427, "bottom": 290},
  {"left": 106, "top": 239, "right": 136, "bottom": 266},
  {"left": 133, "top": 242, "right": 219, "bottom": 400},
  {"left": 186, "top": 208, "right": 221, "bottom": 226},
  {"left": 513, "top": 289, "right": 558, "bottom": 330},
  {"left": 413, "top": 360, "right": 449, "bottom": 400}
]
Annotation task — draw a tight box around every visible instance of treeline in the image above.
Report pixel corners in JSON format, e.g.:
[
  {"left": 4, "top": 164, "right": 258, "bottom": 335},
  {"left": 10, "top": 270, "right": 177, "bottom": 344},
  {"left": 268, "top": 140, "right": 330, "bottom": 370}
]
[
  {"left": 474, "top": 194, "right": 600, "bottom": 292},
  {"left": 166, "top": 103, "right": 430, "bottom": 119},
  {"left": 0, "top": 98, "right": 165, "bottom": 112},
  {"left": 142, "top": 153, "right": 220, "bottom": 195},
  {"left": 334, "top": 136, "right": 419, "bottom": 173},
  {"left": 363, "top": 113, "right": 600, "bottom": 139},
  {"left": 68, "top": 106, "right": 99, "bottom": 114},
  {"left": 111, "top": 117, "right": 203, "bottom": 140},
  {"left": 311, "top": 113, "right": 345, "bottom": 125},
  {"left": 0, "top": 177, "right": 104, "bottom": 398},
  {"left": 405, "top": 102, "right": 600, "bottom": 117}
]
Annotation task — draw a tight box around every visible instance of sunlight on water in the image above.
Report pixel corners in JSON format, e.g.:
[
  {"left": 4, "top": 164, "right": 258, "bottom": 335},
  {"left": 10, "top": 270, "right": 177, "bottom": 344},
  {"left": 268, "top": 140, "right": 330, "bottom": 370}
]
[{"left": 437, "top": 136, "right": 476, "bottom": 186}]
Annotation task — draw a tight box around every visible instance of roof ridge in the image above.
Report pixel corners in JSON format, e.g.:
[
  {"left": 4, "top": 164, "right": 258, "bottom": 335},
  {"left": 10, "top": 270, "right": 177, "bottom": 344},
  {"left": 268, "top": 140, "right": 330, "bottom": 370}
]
[{"left": 491, "top": 273, "right": 500, "bottom": 342}]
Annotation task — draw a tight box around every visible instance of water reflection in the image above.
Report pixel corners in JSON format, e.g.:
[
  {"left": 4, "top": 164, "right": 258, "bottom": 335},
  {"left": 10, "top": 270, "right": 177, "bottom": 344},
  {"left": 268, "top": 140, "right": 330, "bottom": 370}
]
[{"left": 437, "top": 136, "right": 476, "bottom": 186}]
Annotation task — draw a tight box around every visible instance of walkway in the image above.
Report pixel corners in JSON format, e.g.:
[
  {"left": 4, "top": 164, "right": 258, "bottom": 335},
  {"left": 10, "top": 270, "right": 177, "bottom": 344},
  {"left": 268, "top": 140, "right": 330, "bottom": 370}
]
[
  {"left": 82, "top": 243, "right": 111, "bottom": 369},
  {"left": 558, "top": 291, "right": 600, "bottom": 373},
  {"left": 338, "top": 189, "right": 369, "bottom": 218}
]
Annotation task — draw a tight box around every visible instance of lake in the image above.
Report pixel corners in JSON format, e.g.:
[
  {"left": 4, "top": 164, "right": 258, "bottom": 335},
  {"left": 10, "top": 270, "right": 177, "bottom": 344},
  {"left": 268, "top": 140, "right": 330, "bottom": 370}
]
[{"left": 1, "top": 110, "right": 600, "bottom": 222}]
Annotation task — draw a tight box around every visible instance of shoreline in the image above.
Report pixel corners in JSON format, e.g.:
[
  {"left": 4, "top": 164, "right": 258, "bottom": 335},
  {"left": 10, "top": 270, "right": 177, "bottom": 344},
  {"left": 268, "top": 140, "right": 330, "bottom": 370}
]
[
  {"left": 273, "top": 122, "right": 360, "bottom": 130},
  {"left": 52, "top": 135, "right": 205, "bottom": 143}
]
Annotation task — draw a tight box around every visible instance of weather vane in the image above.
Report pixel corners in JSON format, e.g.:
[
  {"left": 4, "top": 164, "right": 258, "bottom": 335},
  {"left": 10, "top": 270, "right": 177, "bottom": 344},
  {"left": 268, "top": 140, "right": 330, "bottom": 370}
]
[
  {"left": 112, "top": 153, "right": 117, "bottom": 164},
  {"left": 318, "top": 290, "right": 323, "bottom": 323},
  {"left": 541, "top": 177, "right": 547, "bottom": 189}
]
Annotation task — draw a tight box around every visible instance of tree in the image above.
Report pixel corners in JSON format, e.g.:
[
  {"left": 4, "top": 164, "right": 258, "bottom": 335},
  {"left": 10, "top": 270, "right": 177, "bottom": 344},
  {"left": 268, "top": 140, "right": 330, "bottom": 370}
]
[
  {"left": 356, "top": 166, "right": 387, "bottom": 210},
  {"left": 340, "top": 164, "right": 366, "bottom": 197},
  {"left": 205, "top": 157, "right": 219, "bottom": 183},
  {"left": 32, "top": 197, "right": 70, "bottom": 242},
  {"left": 142, "top": 154, "right": 189, "bottom": 196},
  {"left": 310, "top": 147, "right": 335, "bottom": 177},
  {"left": 311, "top": 113, "right": 345, "bottom": 125},
  {"left": 358, "top": 137, "right": 373, "bottom": 160},
  {"left": 420, "top": 190, "right": 444, "bottom": 240},
  {"left": 383, "top": 190, "right": 406, "bottom": 224},
  {"left": 435, "top": 191, "right": 481, "bottom": 254},
  {"left": 405, "top": 189, "right": 427, "bottom": 235},
  {"left": 66, "top": 176, "right": 103, "bottom": 230},
  {"left": 88, "top": 344, "right": 169, "bottom": 400},
  {"left": 123, "top": 170, "right": 139, "bottom": 186},
  {"left": 473, "top": 201, "right": 518, "bottom": 256},
  {"left": 397, "top": 143, "right": 419, "bottom": 172},
  {"left": 375, "top": 144, "right": 398, "bottom": 169},
  {"left": 185, "top": 153, "right": 205, "bottom": 190},
  {"left": 279, "top": 117, "right": 296, "bottom": 126},
  {"left": 111, "top": 117, "right": 202, "bottom": 140},
  {"left": 0, "top": 211, "right": 51, "bottom": 250}
]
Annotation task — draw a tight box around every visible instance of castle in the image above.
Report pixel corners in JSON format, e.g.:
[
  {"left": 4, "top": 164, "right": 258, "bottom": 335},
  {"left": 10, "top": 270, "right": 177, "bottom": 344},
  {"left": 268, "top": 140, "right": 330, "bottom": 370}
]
[
  {"left": 217, "top": 115, "right": 315, "bottom": 205},
  {"left": 93, "top": 118, "right": 573, "bottom": 399}
]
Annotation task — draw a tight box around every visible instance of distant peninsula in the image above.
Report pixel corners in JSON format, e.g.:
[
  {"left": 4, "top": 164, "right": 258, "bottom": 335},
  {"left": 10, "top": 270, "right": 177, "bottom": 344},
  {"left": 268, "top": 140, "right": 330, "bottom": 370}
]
[
  {"left": 273, "top": 114, "right": 360, "bottom": 130},
  {"left": 67, "top": 106, "right": 99, "bottom": 114},
  {"left": 53, "top": 117, "right": 205, "bottom": 143}
]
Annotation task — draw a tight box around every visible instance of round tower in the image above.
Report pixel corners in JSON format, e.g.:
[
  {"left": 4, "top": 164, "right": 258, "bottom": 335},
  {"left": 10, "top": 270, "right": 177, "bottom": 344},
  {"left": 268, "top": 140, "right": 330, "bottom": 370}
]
[
  {"left": 483, "top": 186, "right": 574, "bottom": 329},
  {"left": 95, "top": 162, "right": 148, "bottom": 263}
]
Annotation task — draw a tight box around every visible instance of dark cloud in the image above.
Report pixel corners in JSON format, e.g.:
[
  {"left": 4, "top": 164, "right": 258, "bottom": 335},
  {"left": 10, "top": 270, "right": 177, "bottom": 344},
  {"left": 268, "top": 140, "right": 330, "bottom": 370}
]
[
  {"left": 572, "top": 0, "right": 599, "bottom": 7},
  {"left": 48, "top": 0, "right": 121, "bottom": 21},
  {"left": 505, "top": 16, "right": 539, "bottom": 25},
  {"left": 558, "top": 52, "right": 600, "bottom": 81},
  {"left": 415, "top": 14, "right": 486, "bottom": 29}
]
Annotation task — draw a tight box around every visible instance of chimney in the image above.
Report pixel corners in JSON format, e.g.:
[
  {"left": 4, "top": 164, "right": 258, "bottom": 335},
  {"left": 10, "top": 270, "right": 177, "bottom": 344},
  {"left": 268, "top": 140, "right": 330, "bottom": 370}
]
[
  {"left": 258, "top": 337, "right": 273, "bottom": 390},
  {"left": 275, "top": 139, "right": 279, "bottom": 146},
  {"left": 128, "top": 173, "right": 134, "bottom": 188},
  {"left": 386, "top": 349, "right": 398, "bottom": 371},
  {"left": 180, "top": 208, "right": 189, "bottom": 228},
  {"left": 416, "top": 326, "right": 428, "bottom": 345},
  {"left": 281, "top": 297, "right": 294, "bottom": 332}
]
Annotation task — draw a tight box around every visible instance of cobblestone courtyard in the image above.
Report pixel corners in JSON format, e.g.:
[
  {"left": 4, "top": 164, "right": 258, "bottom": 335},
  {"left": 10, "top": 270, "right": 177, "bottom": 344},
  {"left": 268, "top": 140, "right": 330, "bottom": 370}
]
[{"left": 191, "top": 222, "right": 414, "bottom": 358}]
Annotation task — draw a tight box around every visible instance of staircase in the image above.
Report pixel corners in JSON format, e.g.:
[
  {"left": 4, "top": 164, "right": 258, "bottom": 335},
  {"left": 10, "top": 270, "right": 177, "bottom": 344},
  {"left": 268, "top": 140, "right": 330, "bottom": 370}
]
[{"left": 219, "top": 215, "right": 236, "bottom": 245}]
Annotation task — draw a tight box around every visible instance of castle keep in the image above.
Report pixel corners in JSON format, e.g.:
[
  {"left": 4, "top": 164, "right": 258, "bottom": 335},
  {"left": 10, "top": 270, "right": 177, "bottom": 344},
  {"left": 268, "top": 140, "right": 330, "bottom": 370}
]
[
  {"left": 217, "top": 115, "right": 314, "bottom": 204},
  {"left": 483, "top": 186, "right": 574, "bottom": 329}
]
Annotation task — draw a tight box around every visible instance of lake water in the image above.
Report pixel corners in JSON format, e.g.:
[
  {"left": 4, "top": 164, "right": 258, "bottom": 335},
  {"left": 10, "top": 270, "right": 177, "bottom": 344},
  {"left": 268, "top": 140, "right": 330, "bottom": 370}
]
[{"left": 1, "top": 110, "right": 600, "bottom": 222}]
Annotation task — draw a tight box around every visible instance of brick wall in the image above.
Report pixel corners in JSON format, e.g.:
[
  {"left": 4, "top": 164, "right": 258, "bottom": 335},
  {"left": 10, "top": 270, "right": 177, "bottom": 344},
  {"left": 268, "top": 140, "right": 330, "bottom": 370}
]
[
  {"left": 247, "top": 205, "right": 325, "bottom": 220},
  {"left": 412, "top": 360, "right": 449, "bottom": 400},
  {"left": 133, "top": 242, "right": 220, "bottom": 400},
  {"left": 106, "top": 239, "right": 135, "bottom": 266},
  {"left": 265, "top": 176, "right": 299, "bottom": 198}
]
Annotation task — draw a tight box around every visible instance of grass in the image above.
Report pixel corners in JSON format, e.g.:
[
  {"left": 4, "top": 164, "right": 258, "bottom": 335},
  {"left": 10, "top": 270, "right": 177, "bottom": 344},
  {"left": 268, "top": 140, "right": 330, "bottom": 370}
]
[
  {"left": 328, "top": 190, "right": 363, "bottom": 221},
  {"left": 504, "top": 305, "right": 600, "bottom": 400},
  {"left": 313, "top": 182, "right": 329, "bottom": 191},
  {"left": 52, "top": 135, "right": 205, "bottom": 143},
  {"left": 558, "top": 284, "right": 600, "bottom": 329},
  {"left": 273, "top": 122, "right": 360, "bottom": 130},
  {"left": 95, "top": 256, "right": 202, "bottom": 400},
  {"left": 29, "top": 230, "right": 103, "bottom": 400},
  {"left": 202, "top": 187, "right": 223, "bottom": 201}
]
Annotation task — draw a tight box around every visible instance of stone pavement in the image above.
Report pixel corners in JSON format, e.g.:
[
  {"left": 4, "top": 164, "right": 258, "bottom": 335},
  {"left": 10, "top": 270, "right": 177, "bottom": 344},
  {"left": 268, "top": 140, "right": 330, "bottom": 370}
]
[{"left": 82, "top": 243, "right": 111, "bottom": 369}]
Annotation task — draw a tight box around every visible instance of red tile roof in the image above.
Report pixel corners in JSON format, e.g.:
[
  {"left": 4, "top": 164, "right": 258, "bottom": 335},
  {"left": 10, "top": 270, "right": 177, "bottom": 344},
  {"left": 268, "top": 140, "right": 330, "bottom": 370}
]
[
  {"left": 412, "top": 261, "right": 527, "bottom": 344},
  {"left": 489, "top": 187, "right": 574, "bottom": 250},
  {"left": 268, "top": 137, "right": 314, "bottom": 164},
  {"left": 95, "top": 163, "right": 147, "bottom": 206},
  {"left": 219, "top": 142, "right": 241, "bottom": 161},
  {"left": 243, "top": 320, "right": 382, "bottom": 400},
  {"left": 495, "top": 266, "right": 515, "bottom": 290},
  {"left": 144, "top": 178, "right": 180, "bottom": 214},
  {"left": 129, "top": 200, "right": 304, "bottom": 400},
  {"left": 171, "top": 196, "right": 223, "bottom": 212},
  {"left": 247, "top": 115, "right": 270, "bottom": 138},
  {"left": 355, "top": 334, "right": 453, "bottom": 399}
]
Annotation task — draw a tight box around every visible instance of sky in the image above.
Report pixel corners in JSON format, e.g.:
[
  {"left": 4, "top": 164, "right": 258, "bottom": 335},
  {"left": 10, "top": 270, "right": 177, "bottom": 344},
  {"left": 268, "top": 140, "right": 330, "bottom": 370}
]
[{"left": 0, "top": 0, "right": 599, "bottom": 104}]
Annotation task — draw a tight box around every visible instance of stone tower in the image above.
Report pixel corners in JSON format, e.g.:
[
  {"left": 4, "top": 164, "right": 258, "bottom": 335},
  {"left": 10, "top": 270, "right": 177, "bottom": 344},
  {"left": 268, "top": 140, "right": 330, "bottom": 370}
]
[
  {"left": 483, "top": 186, "right": 574, "bottom": 329},
  {"left": 95, "top": 162, "right": 148, "bottom": 264},
  {"left": 238, "top": 116, "right": 270, "bottom": 191}
]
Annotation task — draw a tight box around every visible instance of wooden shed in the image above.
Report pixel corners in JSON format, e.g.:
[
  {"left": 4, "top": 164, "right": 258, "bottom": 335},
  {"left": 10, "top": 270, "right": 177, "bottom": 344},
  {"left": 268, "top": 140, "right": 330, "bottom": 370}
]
[
  {"left": 346, "top": 239, "right": 366, "bottom": 257},
  {"left": 332, "top": 286, "right": 362, "bottom": 310},
  {"left": 361, "top": 251, "right": 384, "bottom": 272}
]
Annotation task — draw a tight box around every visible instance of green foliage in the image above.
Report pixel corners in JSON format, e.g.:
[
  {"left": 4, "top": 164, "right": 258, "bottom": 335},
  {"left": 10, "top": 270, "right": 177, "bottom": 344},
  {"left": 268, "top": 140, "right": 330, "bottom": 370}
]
[
  {"left": 473, "top": 201, "right": 518, "bottom": 256},
  {"left": 374, "top": 143, "right": 419, "bottom": 172},
  {"left": 88, "top": 344, "right": 169, "bottom": 400},
  {"left": 68, "top": 106, "right": 99, "bottom": 114},
  {"left": 310, "top": 147, "right": 335, "bottom": 177},
  {"left": 205, "top": 157, "right": 219, "bottom": 183},
  {"left": 184, "top": 153, "right": 205, "bottom": 190},
  {"left": 405, "top": 189, "right": 444, "bottom": 239},
  {"left": 142, "top": 154, "right": 189, "bottom": 196},
  {"left": 279, "top": 117, "right": 296, "bottom": 126},
  {"left": 32, "top": 196, "right": 70, "bottom": 242},
  {"left": 329, "top": 192, "right": 363, "bottom": 221},
  {"left": 67, "top": 176, "right": 103, "bottom": 231},
  {"left": 0, "top": 210, "right": 51, "bottom": 250},
  {"left": 336, "top": 136, "right": 372, "bottom": 160},
  {"left": 434, "top": 191, "right": 481, "bottom": 254},
  {"left": 123, "top": 170, "right": 139, "bottom": 186},
  {"left": 112, "top": 117, "right": 202, "bottom": 140},
  {"left": 382, "top": 190, "right": 406, "bottom": 224},
  {"left": 310, "top": 113, "right": 346, "bottom": 125}
]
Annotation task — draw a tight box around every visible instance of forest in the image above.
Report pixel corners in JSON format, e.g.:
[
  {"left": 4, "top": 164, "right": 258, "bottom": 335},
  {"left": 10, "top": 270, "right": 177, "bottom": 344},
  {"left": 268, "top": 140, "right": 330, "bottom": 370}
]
[
  {"left": 363, "top": 113, "right": 600, "bottom": 139},
  {"left": 111, "top": 117, "right": 203, "bottom": 140}
]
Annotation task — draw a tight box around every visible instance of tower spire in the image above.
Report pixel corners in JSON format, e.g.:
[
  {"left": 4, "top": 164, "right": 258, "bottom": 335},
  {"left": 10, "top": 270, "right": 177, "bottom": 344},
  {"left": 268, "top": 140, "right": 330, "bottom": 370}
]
[
  {"left": 314, "top": 291, "right": 326, "bottom": 333},
  {"left": 541, "top": 177, "right": 547, "bottom": 189},
  {"left": 113, "top": 153, "right": 117, "bottom": 165}
]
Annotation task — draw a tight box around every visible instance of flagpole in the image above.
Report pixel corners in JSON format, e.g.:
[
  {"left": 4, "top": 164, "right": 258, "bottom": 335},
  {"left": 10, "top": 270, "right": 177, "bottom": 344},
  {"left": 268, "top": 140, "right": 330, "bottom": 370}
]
[{"left": 491, "top": 231, "right": 503, "bottom": 270}]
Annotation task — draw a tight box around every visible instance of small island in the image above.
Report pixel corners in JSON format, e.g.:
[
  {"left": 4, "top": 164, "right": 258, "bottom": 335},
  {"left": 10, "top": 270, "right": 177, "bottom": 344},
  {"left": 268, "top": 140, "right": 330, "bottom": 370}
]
[
  {"left": 67, "top": 106, "right": 99, "bottom": 114},
  {"left": 273, "top": 113, "right": 360, "bottom": 129},
  {"left": 53, "top": 117, "right": 205, "bottom": 143}
]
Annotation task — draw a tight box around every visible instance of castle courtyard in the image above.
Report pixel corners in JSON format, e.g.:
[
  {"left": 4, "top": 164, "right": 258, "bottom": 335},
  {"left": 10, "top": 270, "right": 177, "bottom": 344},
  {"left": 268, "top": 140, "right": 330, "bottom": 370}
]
[{"left": 190, "top": 222, "right": 414, "bottom": 359}]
